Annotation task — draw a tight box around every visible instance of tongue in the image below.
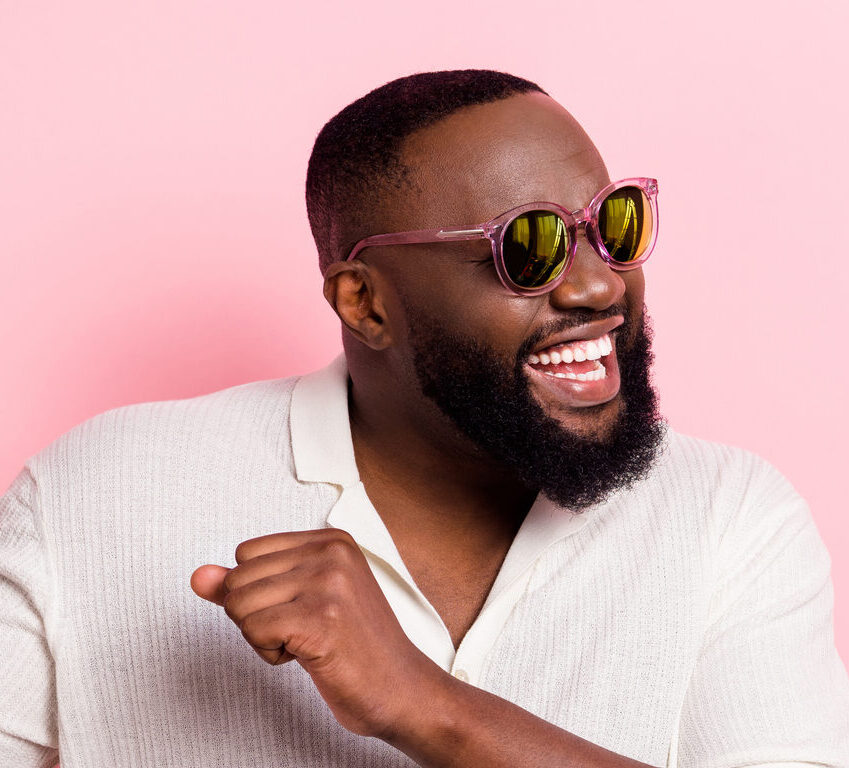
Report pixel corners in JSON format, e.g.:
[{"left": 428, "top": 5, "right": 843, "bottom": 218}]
[{"left": 530, "top": 359, "right": 599, "bottom": 375}]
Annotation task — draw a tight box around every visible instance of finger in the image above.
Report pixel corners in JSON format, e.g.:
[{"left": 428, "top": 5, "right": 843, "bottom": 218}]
[
  {"left": 252, "top": 645, "right": 297, "bottom": 666},
  {"left": 222, "top": 571, "right": 301, "bottom": 624},
  {"left": 224, "top": 548, "right": 304, "bottom": 593},
  {"left": 239, "top": 600, "right": 309, "bottom": 656},
  {"left": 190, "top": 564, "right": 230, "bottom": 606},
  {"left": 235, "top": 527, "right": 354, "bottom": 564}
]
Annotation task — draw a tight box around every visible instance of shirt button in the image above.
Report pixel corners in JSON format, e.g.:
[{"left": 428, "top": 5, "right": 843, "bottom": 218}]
[{"left": 453, "top": 669, "right": 469, "bottom": 683}]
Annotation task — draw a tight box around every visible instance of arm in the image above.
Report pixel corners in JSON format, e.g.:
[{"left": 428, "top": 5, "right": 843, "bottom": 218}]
[
  {"left": 191, "top": 466, "right": 849, "bottom": 768},
  {"left": 191, "top": 529, "right": 657, "bottom": 768},
  {"left": 0, "top": 468, "right": 60, "bottom": 768},
  {"left": 381, "top": 672, "right": 655, "bottom": 768}
]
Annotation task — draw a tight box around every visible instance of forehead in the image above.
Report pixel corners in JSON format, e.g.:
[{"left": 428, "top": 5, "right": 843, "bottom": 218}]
[{"left": 396, "top": 92, "right": 610, "bottom": 228}]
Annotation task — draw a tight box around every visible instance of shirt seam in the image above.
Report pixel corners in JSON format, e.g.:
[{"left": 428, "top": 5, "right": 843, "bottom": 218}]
[{"left": 23, "top": 462, "right": 63, "bottom": 661}]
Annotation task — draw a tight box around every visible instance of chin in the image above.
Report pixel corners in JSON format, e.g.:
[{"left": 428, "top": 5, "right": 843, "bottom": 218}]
[{"left": 549, "top": 396, "right": 625, "bottom": 443}]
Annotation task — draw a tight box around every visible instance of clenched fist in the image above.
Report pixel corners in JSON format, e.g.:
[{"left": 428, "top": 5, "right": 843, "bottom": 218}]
[{"left": 190, "top": 527, "right": 446, "bottom": 739}]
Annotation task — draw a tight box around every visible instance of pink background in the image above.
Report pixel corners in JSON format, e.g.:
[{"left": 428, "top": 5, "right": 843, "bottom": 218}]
[{"left": 2, "top": 0, "right": 847, "bottom": 678}]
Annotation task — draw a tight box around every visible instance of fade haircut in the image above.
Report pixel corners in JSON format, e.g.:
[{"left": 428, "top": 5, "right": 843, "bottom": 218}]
[{"left": 305, "top": 69, "right": 547, "bottom": 275}]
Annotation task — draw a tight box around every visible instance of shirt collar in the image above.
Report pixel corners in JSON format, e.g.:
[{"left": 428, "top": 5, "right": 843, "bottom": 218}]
[
  {"left": 289, "top": 354, "right": 591, "bottom": 597},
  {"left": 486, "top": 492, "right": 588, "bottom": 605},
  {"left": 290, "top": 354, "right": 423, "bottom": 583},
  {"left": 290, "top": 354, "right": 360, "bottom": 487}
]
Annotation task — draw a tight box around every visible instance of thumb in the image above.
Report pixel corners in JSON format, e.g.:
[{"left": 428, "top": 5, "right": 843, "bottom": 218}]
[{"left": 190, "top": 564, "right": 230, "bottom": 606}]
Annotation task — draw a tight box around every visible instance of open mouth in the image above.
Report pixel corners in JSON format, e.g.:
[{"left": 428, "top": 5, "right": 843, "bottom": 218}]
[{"left": 527, "top": 333, "right": 614, "bottom": 382}]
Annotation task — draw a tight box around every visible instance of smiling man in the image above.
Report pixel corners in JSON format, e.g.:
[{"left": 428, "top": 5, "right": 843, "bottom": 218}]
[{"left": 1, "top": 70, "right": 847, "bottom": 767}]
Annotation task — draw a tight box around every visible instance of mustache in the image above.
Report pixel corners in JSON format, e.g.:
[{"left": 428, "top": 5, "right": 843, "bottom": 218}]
[{"left": 516, "top": 304, "right": 630, "bottom": 362}]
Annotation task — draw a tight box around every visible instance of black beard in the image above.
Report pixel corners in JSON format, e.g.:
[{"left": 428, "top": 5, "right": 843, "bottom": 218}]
[{"left": 404, "top": 304, "right": 666, "bottom": 512}]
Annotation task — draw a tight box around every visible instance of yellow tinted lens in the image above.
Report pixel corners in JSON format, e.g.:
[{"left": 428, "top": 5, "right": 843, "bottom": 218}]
[
  {"left": 598, "top": 187, "right": 653, "bottom": 263},
  {"left": 503, "top": 211, "right": 570, "bottom": 288}
]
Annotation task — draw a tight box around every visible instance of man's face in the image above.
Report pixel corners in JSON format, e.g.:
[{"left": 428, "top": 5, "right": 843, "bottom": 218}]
[{"left": 364, "top": 92, "right": 664, "bottom": 507}]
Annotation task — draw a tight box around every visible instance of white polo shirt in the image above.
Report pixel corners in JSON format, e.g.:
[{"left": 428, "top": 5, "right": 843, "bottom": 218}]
[
  {"left": 291, "top": 356, "right": 592, "bottom": 685},
  {"left": 1, "top": 355, "right": 847, "bottom": 767}
]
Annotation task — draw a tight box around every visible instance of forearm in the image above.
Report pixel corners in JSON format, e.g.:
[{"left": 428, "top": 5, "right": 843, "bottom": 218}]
[{"left": 382, "top": 672, "right": 656, "bottom": 768}]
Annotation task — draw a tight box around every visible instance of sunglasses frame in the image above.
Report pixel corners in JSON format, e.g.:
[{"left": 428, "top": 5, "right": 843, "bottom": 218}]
[{"left": 345, "top": 177, "right": 659, "bottom": 296}]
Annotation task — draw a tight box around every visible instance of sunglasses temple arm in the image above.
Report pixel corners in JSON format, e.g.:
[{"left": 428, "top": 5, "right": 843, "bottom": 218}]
[{"left": 347, "top": 226, "right": 487, "bottom": 260}]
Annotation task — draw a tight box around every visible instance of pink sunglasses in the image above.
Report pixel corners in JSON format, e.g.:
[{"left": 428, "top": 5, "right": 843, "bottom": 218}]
[{"left": 347, "top": 177, "right": 659, "bottom": 296}]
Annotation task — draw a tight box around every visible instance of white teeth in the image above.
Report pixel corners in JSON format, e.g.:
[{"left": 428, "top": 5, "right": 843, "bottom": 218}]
[
  {"left": 541, "top": 361, "right": 606, "bottom": 381},
  {"left": 578, "top": 362, "right": 606, "bottom": 382},
  {"left": 529, "top": 333, "right": 614, "bottom": 367}
]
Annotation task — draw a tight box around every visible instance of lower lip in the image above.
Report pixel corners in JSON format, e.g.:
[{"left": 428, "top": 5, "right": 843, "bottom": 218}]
[{"left": 524, "top": 348, "right": 622, "bottom": 408}]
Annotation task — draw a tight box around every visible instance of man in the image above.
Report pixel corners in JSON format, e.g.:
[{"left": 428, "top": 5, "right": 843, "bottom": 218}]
[{"left": 1, "top": 70, "right": 846, "bottom": 767}]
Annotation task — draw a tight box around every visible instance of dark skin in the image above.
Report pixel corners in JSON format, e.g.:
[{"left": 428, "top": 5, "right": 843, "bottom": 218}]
[{"left": 191, "top": 92, "right": 653, "bottom": 767}]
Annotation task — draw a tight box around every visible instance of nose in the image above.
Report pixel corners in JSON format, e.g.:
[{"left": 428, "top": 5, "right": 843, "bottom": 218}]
[{"left": 547, "top": 229, "right": 625, "bottom": 312}]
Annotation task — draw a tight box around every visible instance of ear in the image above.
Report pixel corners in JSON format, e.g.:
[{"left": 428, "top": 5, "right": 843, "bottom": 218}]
[{"left": 322, "top": 261, "right": 393, "bottom": 350}]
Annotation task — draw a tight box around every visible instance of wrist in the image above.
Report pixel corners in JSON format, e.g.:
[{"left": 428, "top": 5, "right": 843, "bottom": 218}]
[{"left": 379, "top": 658, "right": 468, "bottom": 764}]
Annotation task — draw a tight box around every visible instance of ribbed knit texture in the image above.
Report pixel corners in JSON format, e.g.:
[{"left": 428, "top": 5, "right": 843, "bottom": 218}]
[{"left": 1, "top": 365, "right": 847, "bottom": 767}]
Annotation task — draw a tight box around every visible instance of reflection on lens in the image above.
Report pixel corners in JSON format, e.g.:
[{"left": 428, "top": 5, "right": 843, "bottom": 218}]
[
  {"left": 503, "top": 211, "right": 570, "bottom": 288},
  {"left": 598, "top": 187, "right": 652, "bottom": 263}
]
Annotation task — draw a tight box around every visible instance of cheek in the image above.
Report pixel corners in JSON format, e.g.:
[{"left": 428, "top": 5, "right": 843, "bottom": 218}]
[
  {"left": 621, "top": 268, "right": 646, "bottom": 342},
  {"left": 387, "top": 249, "right": 539, "bottom": 345},
  {"left": 461, "top": 297, "right": 541, "bottom": 351},
  {"left": 623, "top": 269, "right": 645, "bottom": 310}
]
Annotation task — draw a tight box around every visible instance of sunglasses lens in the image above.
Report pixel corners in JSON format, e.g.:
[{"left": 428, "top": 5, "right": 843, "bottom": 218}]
[
  {"left": 502, "top": 211, "right": 570, "bottom": 288},
  {"left": 598, "top": 186, "right": 653, "bottom": 264}
]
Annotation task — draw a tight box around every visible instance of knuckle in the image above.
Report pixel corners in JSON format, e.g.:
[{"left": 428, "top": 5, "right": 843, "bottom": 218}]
[
  {"left": 241, "top": 612, "right": 279, "bottom": 650},
  {"left": 222, "top": 591, "right": 240, "bottom": 621},
  {"left": 318, "top": 566, "right": 351, "bottom": 596},
  {"left": 321, "top": 536, "right": 355, "bottom": 562},
  {"left": 223, "top": 568, "right": 239, "bottom": 593},
  {"left": 234, "top": 541, "right": 250, "bottom": 564},
  {"left": 317, "top": 598, "right": 342, "bottom": 625},
  {"left": 239, "top": 612, "right": 260, "bottom": 641},
  {"left": 321, "top": 527, "right": 355, "bottom": 544}
]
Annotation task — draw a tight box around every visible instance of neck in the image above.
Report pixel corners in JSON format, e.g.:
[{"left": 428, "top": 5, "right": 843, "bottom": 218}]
[{"left": 348, "top": 372, "right": 536, "bottom": 542}]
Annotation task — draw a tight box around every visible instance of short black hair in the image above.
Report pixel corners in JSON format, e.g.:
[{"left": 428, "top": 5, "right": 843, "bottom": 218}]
[{"left": 305, "top": 69, "right": 547, "bottom": 274}]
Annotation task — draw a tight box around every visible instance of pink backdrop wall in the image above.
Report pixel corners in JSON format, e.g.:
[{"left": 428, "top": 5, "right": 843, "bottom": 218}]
[{"left": 2, "top": 0, "right": 847, "bottom": 673}]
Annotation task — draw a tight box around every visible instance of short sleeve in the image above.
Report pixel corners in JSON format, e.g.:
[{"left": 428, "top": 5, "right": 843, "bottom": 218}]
[
  {"left": 675, "top": 459, "right": 849, "bottom": 767},
  {"left": 0, "top": 467, "right": 60, "bottom": 768}
]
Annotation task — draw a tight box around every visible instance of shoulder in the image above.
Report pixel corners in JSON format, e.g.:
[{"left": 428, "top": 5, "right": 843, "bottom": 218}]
[
  {"left": 608, "top": 426, "right": 811, "bottom": 547},
  {"left": 18, "top": 374, "right": 308, "bottom": 523},
  {"left": 651, "top": 427, "right": 802, "bottom": 507},
  {"left": 645, "top": 428, "right": 814, "bottom": 557},
  {"left": 595, "top": 429, "right": 829, "bottom": 617},
  {"left": 29, "top": 375, "right": 299, "bottom": 471}
]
